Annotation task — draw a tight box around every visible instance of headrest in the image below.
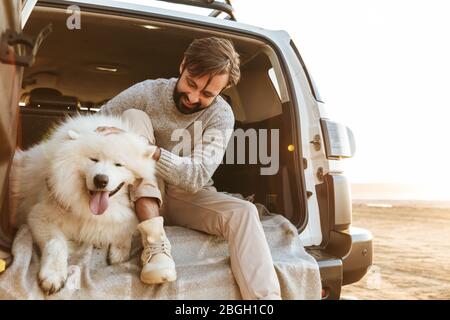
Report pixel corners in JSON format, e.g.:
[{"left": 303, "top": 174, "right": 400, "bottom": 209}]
[
  {"left": 27, "top": 88, "right": 78, "bottom": 111},
  {"left": 29, "top": 87, "right": 62, "bottom": 98}
]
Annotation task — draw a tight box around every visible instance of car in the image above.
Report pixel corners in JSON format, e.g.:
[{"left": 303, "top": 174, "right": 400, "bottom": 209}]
[{"left": 0, "top": 0, "right": 372, "bottom": 299}]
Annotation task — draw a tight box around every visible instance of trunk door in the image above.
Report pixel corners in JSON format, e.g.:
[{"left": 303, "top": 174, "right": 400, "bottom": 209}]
[{"left": 0, "top": 0, "right": 37, "bottom": 247}]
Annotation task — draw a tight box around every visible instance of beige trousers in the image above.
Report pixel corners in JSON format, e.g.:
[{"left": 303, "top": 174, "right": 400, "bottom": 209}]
[{"left": 122, "top": 109, "right": 281, "bottom": 300}]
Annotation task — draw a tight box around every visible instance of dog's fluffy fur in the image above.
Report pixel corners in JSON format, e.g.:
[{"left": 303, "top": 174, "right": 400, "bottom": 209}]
[{"left": 9, "top": 114, "right": 157, "bottom": 294}]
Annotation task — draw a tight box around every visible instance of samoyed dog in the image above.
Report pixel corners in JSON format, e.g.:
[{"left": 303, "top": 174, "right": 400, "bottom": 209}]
[{"left": 9, "top": 114, "right": 157, "bottom": 294}]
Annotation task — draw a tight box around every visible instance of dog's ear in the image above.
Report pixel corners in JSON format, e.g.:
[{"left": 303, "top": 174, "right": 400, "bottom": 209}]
[{"left": 67, "top": 130, "right": 80, "bottom": 140}]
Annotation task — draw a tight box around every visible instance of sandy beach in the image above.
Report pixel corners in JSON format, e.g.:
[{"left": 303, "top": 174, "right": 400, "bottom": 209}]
[{"left": 341, "top": 202, "right": 450, "bottom": 300}]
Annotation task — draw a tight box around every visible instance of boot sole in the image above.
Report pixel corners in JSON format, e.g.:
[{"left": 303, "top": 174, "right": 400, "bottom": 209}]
[{"left": 141, "top": 269, "right": 177, "bottom": 284}]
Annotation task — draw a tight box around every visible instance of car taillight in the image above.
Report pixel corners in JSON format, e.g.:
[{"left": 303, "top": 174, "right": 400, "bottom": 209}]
[{"left": 320, "top": 119, "right": 356, "bottom": 160}]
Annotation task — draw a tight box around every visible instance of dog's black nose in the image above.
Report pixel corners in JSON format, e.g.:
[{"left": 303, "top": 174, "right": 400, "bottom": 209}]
[{"left": 94, "top": 174, "right": 109, "bottom": 189}]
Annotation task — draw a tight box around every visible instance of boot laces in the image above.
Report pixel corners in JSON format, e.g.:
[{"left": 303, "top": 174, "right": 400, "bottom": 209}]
[{"left": 142, "top": 237, "right": 172, "bottom": 264}]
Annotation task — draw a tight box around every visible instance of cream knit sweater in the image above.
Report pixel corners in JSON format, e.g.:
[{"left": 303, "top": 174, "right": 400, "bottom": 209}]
[{"left": 99, "top": 78, "right": 235, "bottom": 192}]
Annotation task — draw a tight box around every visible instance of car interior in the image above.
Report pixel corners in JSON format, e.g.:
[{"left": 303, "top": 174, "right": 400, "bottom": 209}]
[{"left": 19, "top": 6, "right": 305, "bottom": 227}]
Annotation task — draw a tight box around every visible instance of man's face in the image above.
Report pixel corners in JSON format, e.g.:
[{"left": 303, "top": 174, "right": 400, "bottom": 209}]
[{"left": 174, "top": 65, "right": 229, "bottom": 114}]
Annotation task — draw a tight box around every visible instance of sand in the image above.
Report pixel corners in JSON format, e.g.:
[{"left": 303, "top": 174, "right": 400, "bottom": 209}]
[{"left": 340, "top": 203, "right": 450, "bottom": 300}]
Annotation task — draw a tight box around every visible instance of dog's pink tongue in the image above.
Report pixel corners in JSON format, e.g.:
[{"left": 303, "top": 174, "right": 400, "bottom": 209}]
[{"left": 89, "top": 191, "right": 109, "bottom": 215}]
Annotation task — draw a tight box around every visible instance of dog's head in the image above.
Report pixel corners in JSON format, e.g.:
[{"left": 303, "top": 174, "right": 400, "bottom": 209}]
[{"left": 47, "top": 115, "right": 157, "bottom": 216}]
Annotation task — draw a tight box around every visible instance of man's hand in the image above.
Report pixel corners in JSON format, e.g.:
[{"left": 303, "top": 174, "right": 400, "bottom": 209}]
[
  {"left": 135, "top": 197, "right": 160, "bottom": 222},
  {"left": 152, "top": 146, "right": 161, "bottom": 161},
  {"left": 95, "top": 126, "right": 126, "bottom": 135}
]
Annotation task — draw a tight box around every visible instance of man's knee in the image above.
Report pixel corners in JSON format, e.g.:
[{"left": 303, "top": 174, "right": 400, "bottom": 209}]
[
  {"left": 122, "top": 108, "right": 150, "bottom": 121},
  {"left": 121, "top": 109, "right": 155, "bottom": 144},
  {"left": 230, "top": 201, "right": 260, "bottom": 225}
]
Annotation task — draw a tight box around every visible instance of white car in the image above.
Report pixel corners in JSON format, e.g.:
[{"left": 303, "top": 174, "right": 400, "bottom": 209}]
[{"left": 0, "top": 0, "right": 372, "bottom": 299}]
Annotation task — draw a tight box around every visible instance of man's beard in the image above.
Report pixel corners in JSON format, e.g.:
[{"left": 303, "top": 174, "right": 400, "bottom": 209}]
[{"left": 173, "top": 78, "right": 216, "bottom": 114}]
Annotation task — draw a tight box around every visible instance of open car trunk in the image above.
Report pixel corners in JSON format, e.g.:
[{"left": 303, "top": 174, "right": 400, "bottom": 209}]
[
  {"left": 0, "top": 1, "right": 324, "bottom": 301},
  {"left": 18, "top": 5, "right": 307, "bottom": 229}
]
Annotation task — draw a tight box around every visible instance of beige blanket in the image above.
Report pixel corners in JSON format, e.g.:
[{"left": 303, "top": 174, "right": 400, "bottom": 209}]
[{"left": 0, "top": 207, "right": 321, "bottom": 300}]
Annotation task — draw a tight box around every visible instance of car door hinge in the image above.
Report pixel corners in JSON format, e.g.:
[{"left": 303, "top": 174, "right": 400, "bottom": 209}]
[
  {"left": 303, "top": 157, "right": 307, "bottom": 169},
  {"left": 316, "top": 167, "right": 324, "bottom": 182},
  {"left": 0, "top": 23, "right": 52, "bottom": 67}
]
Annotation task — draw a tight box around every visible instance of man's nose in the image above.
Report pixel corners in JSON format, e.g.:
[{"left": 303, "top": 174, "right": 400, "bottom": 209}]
[{"left": 187, "top": 91, "right": 200, "bottom": 104}]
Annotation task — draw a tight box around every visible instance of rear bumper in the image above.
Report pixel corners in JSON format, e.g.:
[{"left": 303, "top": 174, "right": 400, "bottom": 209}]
[
  {"left": 342, "top": 227, "right": 373, "bottom": 285},
  {"left": 307, "top": 226, "right": 373, "bottom": 299}
]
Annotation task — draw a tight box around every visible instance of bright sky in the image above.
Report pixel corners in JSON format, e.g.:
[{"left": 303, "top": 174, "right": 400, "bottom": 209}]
[{"left": 118, "top": 0, "right": 450, "bottom": 200}]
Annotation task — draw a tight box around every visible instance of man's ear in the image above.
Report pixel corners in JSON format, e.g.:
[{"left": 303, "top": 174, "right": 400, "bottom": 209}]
[
  {"left": 67, "top": 130, "right": 80, "bottom": 140},
  {"left": 179, "top": 57, "right": 186, "bottom": 75}
]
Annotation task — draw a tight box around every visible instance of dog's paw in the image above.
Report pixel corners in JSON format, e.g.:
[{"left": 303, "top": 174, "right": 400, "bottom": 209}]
[
  {"left": 107, "top": 244, "right": 130, "bottom": 265},
  {"left": 38, "top": 266, "right": 68, "bottom": 295}
]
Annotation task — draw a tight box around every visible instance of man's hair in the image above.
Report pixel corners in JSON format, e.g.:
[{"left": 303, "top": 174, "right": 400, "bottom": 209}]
[{"left": 183, "top": 37, "right": 240, "bottom": 88}]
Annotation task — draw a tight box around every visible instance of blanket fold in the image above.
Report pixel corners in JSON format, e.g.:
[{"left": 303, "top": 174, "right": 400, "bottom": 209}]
[{"left": 0, "top": 208, "right": 321, "bottom": 300}]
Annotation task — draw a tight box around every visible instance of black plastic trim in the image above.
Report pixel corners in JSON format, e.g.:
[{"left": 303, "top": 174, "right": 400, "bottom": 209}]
[{"left": 342, "top": 227, "right": 373, "bottom": 286}]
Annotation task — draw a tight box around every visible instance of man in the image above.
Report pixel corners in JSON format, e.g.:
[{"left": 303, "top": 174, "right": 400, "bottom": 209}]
[{"left": 99, "top": 37, "right": 281, "bottom": 300}]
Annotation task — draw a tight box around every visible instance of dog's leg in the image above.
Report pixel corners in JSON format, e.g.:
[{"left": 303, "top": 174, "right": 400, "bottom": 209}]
[
  {"left": 107, "top": 239, "right": 132, "bottom": 265},
  {"left": 38, "top": 238, "right": 68, "bottom": 295},
  {"left": 28, "top": 204, "right": 69, "bottom": 295}
]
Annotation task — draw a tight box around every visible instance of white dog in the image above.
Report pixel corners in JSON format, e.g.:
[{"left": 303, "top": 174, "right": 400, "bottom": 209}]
[{"left": 9, "top": 114, "right": 157, "bottom": 295}]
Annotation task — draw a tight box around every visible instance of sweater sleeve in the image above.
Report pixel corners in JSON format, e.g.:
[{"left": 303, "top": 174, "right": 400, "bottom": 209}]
[
  {"left": 155, "top": 110, "right": 235, "bottom": 193},
  {"left": 98, "top": 80, "right": 150, "bottom": 116}
]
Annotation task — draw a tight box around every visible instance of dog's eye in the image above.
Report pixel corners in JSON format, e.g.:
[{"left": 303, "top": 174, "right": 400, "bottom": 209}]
[
  {"left": 90, "top": 158, "right": 99, "bottom": 162},
  {"left": 115, "top": 163, "right": 123, "bottom": 167}
]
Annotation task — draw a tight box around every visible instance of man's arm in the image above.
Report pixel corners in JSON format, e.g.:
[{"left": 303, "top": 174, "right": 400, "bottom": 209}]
[
  {"left": 155, "top": 113, "right": 234, "bottom": 193},
  {"left": 98, "top": 80, "right": 150, "bottom": 116}
]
